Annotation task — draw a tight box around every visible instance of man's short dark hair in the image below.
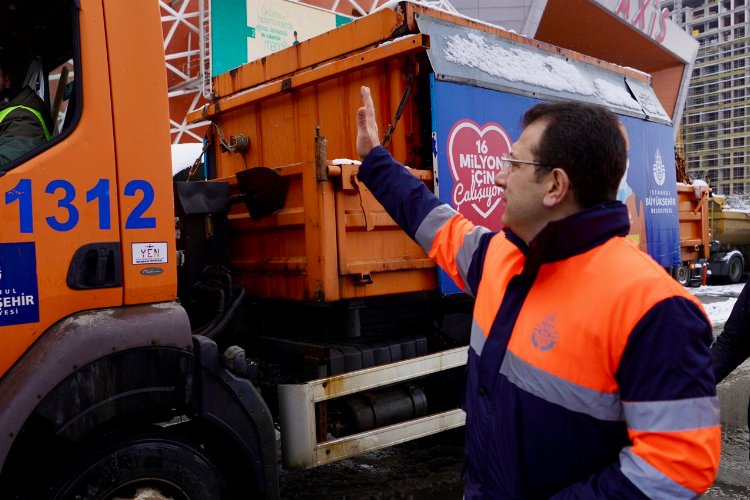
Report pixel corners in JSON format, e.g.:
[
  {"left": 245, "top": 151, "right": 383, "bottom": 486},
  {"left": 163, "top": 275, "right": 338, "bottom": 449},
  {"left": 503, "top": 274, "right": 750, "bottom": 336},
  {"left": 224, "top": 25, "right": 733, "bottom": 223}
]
[{"left": 522, "top": 101, "right": 627, "bottom": 209}]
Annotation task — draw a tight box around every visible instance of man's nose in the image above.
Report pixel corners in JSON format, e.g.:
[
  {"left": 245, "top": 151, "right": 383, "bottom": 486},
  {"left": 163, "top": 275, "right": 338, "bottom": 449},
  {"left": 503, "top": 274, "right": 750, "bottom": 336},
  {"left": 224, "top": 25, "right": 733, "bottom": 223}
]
[{"left": 494, "top": 169, "right": 507, "bottom": 189}]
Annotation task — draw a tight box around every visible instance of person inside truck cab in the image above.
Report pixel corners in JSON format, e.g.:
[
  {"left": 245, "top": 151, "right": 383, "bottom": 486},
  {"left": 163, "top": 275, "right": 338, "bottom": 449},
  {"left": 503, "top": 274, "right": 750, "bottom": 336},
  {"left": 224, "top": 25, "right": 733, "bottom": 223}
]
[
  {"left": 354, "top": 86, "right": 720, "bottom": 498},
  {"left": 0, "top": 47, "right": 52, "bottom": 167}
]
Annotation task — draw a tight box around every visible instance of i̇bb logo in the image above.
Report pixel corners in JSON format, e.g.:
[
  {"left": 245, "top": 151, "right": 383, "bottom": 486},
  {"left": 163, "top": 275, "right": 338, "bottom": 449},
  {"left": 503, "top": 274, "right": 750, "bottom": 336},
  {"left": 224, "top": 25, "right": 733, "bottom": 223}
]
[{"left": 447, "top": 120, "right": 512, "bottom": 230}]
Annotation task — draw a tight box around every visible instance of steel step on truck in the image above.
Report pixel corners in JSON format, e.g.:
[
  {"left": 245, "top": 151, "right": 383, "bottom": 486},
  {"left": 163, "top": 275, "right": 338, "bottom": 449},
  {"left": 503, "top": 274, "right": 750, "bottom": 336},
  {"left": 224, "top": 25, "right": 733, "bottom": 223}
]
[{"left": 0, "top": 1, "right": 694, "bottom": 498}]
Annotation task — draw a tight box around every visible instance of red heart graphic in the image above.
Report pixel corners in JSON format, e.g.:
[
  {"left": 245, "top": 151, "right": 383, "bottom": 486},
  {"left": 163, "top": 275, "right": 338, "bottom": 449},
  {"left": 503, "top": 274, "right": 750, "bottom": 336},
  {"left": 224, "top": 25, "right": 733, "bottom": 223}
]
[{"left": 447, "top": 120, "right": 511, "bottom": 230}]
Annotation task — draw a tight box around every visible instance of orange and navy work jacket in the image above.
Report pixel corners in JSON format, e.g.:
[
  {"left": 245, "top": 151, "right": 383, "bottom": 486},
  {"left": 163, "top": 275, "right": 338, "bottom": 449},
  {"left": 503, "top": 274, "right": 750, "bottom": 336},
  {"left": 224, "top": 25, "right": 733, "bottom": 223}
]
[{"left": 359, "top": 146, "right": 720, "bottom": 499}]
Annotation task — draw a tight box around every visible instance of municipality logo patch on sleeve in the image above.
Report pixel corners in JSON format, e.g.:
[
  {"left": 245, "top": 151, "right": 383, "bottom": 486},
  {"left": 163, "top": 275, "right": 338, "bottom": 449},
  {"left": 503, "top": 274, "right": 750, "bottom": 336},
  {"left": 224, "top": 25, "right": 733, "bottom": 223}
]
[{"left": 0, "top": 242, "right": 40, "bottom": 326}]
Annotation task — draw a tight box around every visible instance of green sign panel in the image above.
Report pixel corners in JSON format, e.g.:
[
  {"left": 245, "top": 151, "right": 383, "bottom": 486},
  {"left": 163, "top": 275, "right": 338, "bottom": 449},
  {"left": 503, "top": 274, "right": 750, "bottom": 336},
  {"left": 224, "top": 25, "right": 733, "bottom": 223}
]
[{"left": 211, "top": 0, "right": 353, "bottom": 76}]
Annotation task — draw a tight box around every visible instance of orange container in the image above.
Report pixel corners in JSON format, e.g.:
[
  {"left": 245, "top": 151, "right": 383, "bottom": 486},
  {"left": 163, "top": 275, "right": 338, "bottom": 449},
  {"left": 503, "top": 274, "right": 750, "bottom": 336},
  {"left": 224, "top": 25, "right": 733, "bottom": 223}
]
[
  {"left": 190, "top": 6, "right": 441, "bottom": 302},
  {"left": 677, "top": 184, "right": 710, "bottom": 263}
]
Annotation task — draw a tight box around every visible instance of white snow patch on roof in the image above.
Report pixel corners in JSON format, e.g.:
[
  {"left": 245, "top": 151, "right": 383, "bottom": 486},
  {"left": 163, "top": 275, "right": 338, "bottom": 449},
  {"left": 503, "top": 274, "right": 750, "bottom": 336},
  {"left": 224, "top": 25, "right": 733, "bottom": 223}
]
[
  {"left": 441, "top": 32, "right": 649, "bottom": 113},
  {"left": 593, "top": 78, "right": 641, "bottom": 111},
  {"left": 621, "top": 66, "right": 651, "bottom": 79},
  {"left": 594, "top": 78, "right": 641, "bottom": 111},
  {"left": 377, "top": 34, "right": 415, "bottom": 48},
  {"left": 443, "top": 33, "right": 596, "bottom": 96}
]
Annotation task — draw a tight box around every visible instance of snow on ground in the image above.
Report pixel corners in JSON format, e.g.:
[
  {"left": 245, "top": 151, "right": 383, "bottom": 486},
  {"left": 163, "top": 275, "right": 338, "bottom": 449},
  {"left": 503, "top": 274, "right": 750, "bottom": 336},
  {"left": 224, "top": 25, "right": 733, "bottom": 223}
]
[
  {"left": 689, "top": 283, "right": 745, "bottom": 327},
  {"left": 702, "top": 299, "right": 737, "bottom": 328}
]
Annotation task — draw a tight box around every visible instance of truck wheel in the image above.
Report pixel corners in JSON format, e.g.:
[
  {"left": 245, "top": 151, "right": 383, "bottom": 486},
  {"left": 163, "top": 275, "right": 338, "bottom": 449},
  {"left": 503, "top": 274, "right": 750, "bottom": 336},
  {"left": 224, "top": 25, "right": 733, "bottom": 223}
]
[
  {"left": 672, "top": 265, "right": 690, "bottom": 286},
  {"left": 50, "top": 430, "right": 229, "bottom": 500},
  {"left": 728, "top": 256, "right": 743, "bottom": 284}
]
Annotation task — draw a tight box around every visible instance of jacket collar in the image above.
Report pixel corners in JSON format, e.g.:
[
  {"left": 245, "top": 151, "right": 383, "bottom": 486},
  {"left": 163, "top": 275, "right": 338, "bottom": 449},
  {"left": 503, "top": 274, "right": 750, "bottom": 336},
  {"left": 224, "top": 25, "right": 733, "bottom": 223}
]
[{"left": 504, "top": 201, "right": 631, "bottom": 275}]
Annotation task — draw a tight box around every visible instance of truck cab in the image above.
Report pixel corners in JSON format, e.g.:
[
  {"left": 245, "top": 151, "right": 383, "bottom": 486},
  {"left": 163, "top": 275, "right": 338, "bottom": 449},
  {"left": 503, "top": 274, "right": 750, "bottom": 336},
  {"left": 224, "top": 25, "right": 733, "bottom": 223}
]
[{"left": 0, "top": 1, "right": 278, "bottom": 498}]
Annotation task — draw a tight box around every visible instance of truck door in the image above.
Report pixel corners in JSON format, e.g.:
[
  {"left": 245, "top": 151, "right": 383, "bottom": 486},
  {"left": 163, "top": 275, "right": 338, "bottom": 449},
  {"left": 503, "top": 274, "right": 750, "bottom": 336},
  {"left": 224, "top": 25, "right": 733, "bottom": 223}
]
[
  {"left": 103, "top": 0, "right": 177, "bottom": 305},
  {"left": 0, "top": 0, "right": 121, "bottom": 379}
]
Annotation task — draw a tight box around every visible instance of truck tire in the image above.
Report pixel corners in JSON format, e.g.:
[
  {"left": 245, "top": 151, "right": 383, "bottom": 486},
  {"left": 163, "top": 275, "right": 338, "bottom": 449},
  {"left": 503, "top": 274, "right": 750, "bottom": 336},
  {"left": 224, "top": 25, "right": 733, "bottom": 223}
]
[
  {"left": 728, "top": 255, "right": 743, "bottom": 284},
  {"left": 49, "top": 430, "right": 230, "bottom": 500},
  {"left": 672, "top": 265, "right": 690, "bottom": 286}
]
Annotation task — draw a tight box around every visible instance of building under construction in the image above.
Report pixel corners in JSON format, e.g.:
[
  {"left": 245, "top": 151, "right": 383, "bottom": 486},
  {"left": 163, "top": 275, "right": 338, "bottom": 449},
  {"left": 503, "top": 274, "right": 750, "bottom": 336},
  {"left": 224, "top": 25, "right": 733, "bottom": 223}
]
[{"left": 665, "top": 0, "right": 750, "bottom": 195}]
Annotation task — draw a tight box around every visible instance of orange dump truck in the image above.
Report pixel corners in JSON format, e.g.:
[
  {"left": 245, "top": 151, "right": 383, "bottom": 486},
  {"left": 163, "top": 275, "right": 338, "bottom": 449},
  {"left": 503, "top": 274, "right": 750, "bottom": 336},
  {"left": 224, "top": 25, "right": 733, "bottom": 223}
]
[
  {"left": 676, "top": 181, "right": 750, "bottom": 285},
  {"left": 0, "top": 0, "right": 688, "bottom": 497},
  {"left": 676, "top": 183, "right": 711, "bottom": 285},
  {"left": 706, "top": 193, "right": 750, "bottom": 283}
]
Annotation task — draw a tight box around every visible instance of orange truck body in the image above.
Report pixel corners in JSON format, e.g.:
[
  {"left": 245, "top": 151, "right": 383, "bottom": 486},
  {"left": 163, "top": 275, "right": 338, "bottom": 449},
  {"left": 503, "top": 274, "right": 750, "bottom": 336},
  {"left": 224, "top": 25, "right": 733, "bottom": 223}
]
[
  {"left": 193, "top": 8, "right": 440, "bottom": 303},
  {"left": 677, "top": 184, "right": 710, "bottom": 281},
  {"left": 706, "top": 193, "right": 750, "bottom": 283},
  {"left": 710, "top": 198, "right": 750, "bottom": 246},
  {"left": 677, "top": 182, "right": 750, "bottom": 285}
]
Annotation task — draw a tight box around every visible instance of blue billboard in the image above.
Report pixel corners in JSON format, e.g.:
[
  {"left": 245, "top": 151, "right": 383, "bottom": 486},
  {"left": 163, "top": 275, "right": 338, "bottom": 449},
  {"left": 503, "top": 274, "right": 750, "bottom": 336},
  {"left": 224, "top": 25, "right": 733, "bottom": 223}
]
[
  {"left": 431, "top": 78, "right": 680, "bottom": 295},
  {"left": 617, "top": 115, "right": 681, "bottom": 269}
]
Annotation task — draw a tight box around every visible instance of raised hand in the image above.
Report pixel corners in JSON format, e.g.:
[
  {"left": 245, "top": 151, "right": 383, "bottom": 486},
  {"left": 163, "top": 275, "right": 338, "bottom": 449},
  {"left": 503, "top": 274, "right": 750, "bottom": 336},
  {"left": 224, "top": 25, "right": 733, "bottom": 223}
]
[{"left": 356, "top": 86, "right": 380, "bottom": 159}]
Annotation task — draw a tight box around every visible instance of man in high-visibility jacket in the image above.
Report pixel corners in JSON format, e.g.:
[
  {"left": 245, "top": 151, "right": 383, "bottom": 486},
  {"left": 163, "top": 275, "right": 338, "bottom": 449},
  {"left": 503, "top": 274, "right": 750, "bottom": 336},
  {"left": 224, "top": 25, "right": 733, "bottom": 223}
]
[
  {"left": 354, "top": 86, "right": 720, "bottom": 498},
  {"left": 0, "top": 49, "right": 52, "bottom": 168}
]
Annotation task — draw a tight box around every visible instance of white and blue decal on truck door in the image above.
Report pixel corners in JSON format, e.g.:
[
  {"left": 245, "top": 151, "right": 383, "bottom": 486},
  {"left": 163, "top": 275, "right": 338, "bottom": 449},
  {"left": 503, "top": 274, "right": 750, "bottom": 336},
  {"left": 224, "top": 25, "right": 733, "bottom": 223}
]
[{"left": 0, "top": 243, "right": 39, "bottom": 326}]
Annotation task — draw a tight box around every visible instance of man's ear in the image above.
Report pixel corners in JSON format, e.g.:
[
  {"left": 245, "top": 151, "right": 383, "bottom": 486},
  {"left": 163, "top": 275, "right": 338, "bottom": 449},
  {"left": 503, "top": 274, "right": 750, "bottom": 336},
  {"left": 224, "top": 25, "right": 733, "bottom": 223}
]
[
  {"left": 542, "top": 168, "right": 572, "bottom": 208},
  {"left": 2, "top": 75, "right": 9, "bottom": 90}
]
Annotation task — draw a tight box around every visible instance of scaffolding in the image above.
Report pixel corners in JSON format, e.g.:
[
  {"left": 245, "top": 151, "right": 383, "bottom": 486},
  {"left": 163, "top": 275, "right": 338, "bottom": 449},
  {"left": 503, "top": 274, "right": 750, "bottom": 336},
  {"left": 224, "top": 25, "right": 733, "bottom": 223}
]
[
  {"left": 160, "top": 0, "right": 207, "bottom": 143},
  {"left": 665, "top": 0, "right": 750, "bottom": 196}
]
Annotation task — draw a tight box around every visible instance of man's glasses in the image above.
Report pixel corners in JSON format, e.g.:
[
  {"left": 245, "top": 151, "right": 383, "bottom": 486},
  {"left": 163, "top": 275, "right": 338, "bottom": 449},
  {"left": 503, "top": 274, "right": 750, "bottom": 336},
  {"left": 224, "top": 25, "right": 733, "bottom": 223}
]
[{"left": 500, "top": 154, "right": 553, "bottom": 172}]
